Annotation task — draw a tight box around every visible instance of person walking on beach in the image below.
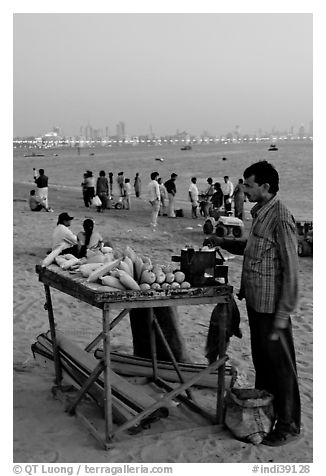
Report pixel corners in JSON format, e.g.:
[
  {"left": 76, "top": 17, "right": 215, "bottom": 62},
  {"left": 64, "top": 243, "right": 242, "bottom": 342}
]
[
  {"left": 188, "top": 177, "right": 199, "bottom": 219},
  {"left": 85, "top": 171, "right": 96, "bottom": 206},
  {"left": 221, "top": 175, "right": 234, "bottom": 213},
  {"left": 214, "top": 160, "right": 301, "bottom": 446},
  {"left": 134, "top": 172, "right": 142, "bottom": 198},
  {"left": 81, "top": 173, "right": 89, "bottom": 207},
  {"left": 147, "top": 171, "right": 160, "bottom": 231},
  {"left": 157, "top": 177, "right": 167, "bottom": 216},
  {"left": 164, "top": 173, "right": 178, "bottom": 218},
  {"left": 233, "top": 178, "right": 246, "bottom": 219},
  {"left": 34, "top": 168, "right": 51, "bottom": 210},
  {"left": 96, "top": 170, "right": 109, "bottom": 212},
  {"left": 123, "top": 178, "right": 132, "bottom": 210}
]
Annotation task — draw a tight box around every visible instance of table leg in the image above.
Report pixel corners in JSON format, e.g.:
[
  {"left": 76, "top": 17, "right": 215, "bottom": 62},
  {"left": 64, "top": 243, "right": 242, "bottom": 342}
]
[
  {"left": 102, "top": 305, "right": 113, "bottom": 442},
  {"left": 148, "top": 308, "right": 158, "bottom": 380},
  {"left": 216, "top": 302, "right": 228, "bottom": 424},
  {"left": 44, "top": 284, "right": 62, "bottom": 386}
]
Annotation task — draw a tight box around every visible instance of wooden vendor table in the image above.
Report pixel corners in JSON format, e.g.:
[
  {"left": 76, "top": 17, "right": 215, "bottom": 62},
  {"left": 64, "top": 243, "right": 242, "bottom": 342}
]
[{"left": 35, "top": 264, "right": 234, "bottom": 450}]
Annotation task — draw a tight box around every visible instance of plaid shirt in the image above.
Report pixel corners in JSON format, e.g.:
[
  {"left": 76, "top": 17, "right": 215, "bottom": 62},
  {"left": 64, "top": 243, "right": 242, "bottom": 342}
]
[{"left": 240, "top": 195, "right": 299, "bottom": 318}]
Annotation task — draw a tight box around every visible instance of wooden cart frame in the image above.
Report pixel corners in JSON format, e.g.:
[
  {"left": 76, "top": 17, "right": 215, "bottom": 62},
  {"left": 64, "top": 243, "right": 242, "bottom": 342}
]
[{"left": 36, "top": 264, "right": 233, "bottom": 450}]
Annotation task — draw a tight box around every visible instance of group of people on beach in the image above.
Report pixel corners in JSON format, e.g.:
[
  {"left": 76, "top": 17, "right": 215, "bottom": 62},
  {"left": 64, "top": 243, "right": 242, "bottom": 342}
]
[
  {"left": 29, "top": 168, "right": 53, "bottom": 212},
  {"left": 188, "top": 175, "right": 246, "bottom": 220},
  {"left": 80, "top": 170, "right": 142, "bottom": 212}
]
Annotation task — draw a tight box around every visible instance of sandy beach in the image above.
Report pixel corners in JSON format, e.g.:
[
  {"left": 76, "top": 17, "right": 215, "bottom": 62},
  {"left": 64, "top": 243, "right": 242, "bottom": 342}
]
[{"left": 13, "top": 178, "right": 313, "bottom": 464}]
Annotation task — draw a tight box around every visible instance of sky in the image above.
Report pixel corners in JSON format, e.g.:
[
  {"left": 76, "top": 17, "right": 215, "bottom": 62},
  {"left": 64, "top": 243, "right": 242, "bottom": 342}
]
[{"left": 13, "top": 12, "right": 313, "bottom": 138}]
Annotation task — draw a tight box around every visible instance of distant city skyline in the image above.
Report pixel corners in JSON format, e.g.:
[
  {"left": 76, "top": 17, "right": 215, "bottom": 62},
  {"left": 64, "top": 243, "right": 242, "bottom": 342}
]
[
  {"left": 13, "top": 13, "right": 312, "bottom": 138},
  {"left": 13, "top": 120, "right": 313, "bottom": 140}
]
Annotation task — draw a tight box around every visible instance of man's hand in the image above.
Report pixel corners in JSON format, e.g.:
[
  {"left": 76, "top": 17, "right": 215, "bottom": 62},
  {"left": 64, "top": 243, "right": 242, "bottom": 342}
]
[
  {"left": 269, "top": 317, "right": 289, "bottom": 340},
  {"left": 236, "top": 291, "right": 244, "bottom": 301}
]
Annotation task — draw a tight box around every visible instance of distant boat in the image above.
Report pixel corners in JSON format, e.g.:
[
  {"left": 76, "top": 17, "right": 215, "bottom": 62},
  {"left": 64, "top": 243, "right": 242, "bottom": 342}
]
[
  {"left": 268, "top": 144, "right": 278, "bottom": 151},
  {"left": 155, "top": 157, "right": 164, "bottom": 162},
  {"left": 181, "top": 145, "right": 192, "bottom": 151},
  {"left": 222, "top": 156, "right": 227, "bottom": 161},
  {"left": 24, "top": 152, "right": 44, "bottom": 157}
]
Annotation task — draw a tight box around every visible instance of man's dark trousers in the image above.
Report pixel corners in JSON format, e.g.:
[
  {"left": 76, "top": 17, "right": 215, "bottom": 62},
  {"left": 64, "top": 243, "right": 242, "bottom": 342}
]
[{"left": 247, "top": 306, "right": 301, "bottom": 434}]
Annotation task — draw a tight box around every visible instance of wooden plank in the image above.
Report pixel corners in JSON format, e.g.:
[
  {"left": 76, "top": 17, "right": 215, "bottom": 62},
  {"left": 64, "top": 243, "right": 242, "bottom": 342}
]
[
  {"left": 33, "top": 337, "right": 144, "bottom": 425},
  {"left": 53, "top": 331, "right": 165, "bottom": 412},
  {"left": 94, "top": 351, "right": 236, "bottom": 389},
  {"left": 111, "top": 355, "right": 228, "bottom": 438}
]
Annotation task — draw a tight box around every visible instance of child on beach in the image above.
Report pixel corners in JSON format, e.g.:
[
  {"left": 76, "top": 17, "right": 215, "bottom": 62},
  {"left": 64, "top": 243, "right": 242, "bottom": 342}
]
[{"left": 157, "top": 177, "right": 167, "bottom": 216}]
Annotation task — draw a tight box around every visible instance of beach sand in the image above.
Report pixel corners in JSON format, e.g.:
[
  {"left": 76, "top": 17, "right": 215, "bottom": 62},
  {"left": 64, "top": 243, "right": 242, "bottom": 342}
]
[{"left": 13, "top": 182, "right": 313, "bottom": 463}]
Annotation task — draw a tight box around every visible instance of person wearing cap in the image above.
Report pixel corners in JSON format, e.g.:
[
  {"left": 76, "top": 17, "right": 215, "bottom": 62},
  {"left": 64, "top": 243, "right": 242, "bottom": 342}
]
[
  {"left": 164, "top": 173, "right": 178, "bottom": 218},
  {"left": 52, "top": 212, "right": 78, "bottom": 256},
  {"left": 147, "top": 171, "right": 160, "bottom": 231}
]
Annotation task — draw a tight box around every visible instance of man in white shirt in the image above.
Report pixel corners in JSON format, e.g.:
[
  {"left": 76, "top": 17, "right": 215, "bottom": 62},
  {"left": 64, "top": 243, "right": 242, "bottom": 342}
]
[
  {"left": 188, "top": 177, "right": 199, "bottom": 219},
  {"left": 52, "top": 212, "right": 78, "bottom": 254},
  {"left": 221, "top": 176, "right": 234, "bottom": 213},
  {"left": 147, "top": 172, "right": 160, "bottom": 231}
]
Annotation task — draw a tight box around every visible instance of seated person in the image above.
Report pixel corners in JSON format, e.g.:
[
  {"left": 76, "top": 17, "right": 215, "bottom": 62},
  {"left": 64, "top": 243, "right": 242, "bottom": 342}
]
[
  {"left": 29, "top": 189, "right": 48, "bottom": 212},
  {"left": 77, "top": 219, "right": 104, "bottom": 257},
  {"left": 52, "top": 212, "right": 79, "bottom": 256}
]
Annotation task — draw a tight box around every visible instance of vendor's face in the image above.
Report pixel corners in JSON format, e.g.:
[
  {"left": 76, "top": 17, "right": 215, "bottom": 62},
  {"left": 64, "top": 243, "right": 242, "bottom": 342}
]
[
  {"left": 244, "top": 175, "right": 265, "bottom": 203},
  {"left": 63, "top": 219, "right": 72, "bottom": 227}
]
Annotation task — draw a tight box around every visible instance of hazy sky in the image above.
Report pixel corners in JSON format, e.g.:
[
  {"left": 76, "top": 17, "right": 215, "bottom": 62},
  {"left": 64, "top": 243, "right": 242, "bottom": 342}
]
[{"left": 13, "top": 13, "right": 312, "bottom": 137}]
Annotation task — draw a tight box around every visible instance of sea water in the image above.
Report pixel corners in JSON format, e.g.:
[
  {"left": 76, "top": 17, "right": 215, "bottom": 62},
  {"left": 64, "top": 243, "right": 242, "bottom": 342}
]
[{"left": 13, "top": 140, "right": 313, "bottom": 220}]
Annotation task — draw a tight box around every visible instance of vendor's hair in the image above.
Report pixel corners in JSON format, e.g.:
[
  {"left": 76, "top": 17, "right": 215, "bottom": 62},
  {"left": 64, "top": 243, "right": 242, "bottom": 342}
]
[
  {"left": 244, "top": 160, "right": 279, "bottom": 194},
  {"left": 99, "top": 170, "right": 106, "bottom": 176},
  {"left": 83, "top": 219, "right": 94, "bottom": 247},
  {"left": 151, "top": 172, "right": 159, "bottom": 180}
]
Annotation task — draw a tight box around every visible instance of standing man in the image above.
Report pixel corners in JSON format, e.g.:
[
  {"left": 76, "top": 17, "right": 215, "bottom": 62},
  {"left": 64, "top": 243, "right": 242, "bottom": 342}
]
[
  {"left": 34, "top": 168, "right": 51, "bottom": 210},
  {"left": 215, "top": 161, "right": 301, "bottom": 446},
  {"left": 96, "top": 170, "right": 109, "bottom": 212},
  {"left": 164, "top": 173, "right": 178, "bottom": 218},
  {"left": 233, "top": 178, "right": 246, "bottom": 219},
  {"left": 108, "top": 172, "right": 114, "bottom": 197},
  {"left": 221, "top": 175, "right": 234, "bottom": 213},
  {"left": 147, "top": 171, "right": 161, "bottom": 231},
  {"left": 188, "top": 177, "right": 199, "bottom": 219},
  {"left": 203, "top": 177, "right": 215, "bottom": 217},
  {"left": 116, "top": 172, "right": 125, "bottom": 197},
  {"left": 134, "top": 172, "right": 142, "bottom": 198}
]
